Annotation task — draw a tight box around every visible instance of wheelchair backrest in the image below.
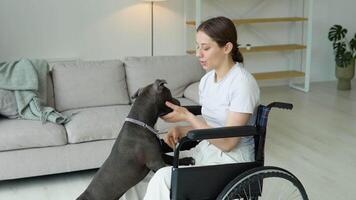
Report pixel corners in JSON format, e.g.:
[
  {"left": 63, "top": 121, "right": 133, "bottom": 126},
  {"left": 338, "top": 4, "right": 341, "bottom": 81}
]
[
  {"left": 254, "top": 105, "right": 271, "bottom": 163},
  {"left": 254, "top": 102, "right": 293, "bottom": 163}
]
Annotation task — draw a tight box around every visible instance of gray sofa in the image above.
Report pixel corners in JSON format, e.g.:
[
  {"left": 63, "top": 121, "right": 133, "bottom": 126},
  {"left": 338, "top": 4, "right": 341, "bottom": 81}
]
[{"left": 0, "top": 55, "right": 204, "bottom": 181}]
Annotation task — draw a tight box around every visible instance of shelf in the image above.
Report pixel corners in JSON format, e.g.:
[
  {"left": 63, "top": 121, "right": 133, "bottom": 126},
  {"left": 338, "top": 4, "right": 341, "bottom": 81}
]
[
  {"left": 188, "top": 0, "right": 313, "bottom": 92},
  {"left": 240, "top": 44, "right": 307, "bottom": 53},
  {"left": 187, "top": 44, "right": 307, "bottom": 54},
  {"left": 252, "top": 70, "right": 305, "bottom": 80},
  {"left": 186, "top": 17, "right": 308, "bottom": 26}
]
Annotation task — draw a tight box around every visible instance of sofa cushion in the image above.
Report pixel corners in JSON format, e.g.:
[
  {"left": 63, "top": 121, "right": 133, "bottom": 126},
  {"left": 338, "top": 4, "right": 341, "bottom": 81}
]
[
  {"left": 124, "top": 55, "right": 205, "bottom": 99},
  {"left": 51, "top": 60, "right": 130, "bottom": 112},
  {"left": 0, "top": 119, "right": 67, "bottom": 151},
  {"left": 62, "top": 105, "right": 131, "bottom": 144},
  {"left": 183, "top": 81, "right": 200, "bottom": 104},
  {"left": 156, "top": 97, "right": 202, "bottom": 134}
]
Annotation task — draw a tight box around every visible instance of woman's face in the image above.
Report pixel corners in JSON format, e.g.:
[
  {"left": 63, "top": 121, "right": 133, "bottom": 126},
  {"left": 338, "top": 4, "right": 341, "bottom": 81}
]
[{"left": 195, "top": 31, "right": 226, "bottom": 71}]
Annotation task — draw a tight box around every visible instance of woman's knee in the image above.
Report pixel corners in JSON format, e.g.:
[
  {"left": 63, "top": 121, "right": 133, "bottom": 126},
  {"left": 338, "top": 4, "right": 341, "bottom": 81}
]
[{"left": 150, "top": 166, "right": 172, "bottom": 186}]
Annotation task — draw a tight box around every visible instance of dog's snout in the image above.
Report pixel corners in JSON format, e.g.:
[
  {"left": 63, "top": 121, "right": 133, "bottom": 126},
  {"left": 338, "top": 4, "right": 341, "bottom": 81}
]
[{"left": 171, "top": 98, "right": 180, "bottom": 106}]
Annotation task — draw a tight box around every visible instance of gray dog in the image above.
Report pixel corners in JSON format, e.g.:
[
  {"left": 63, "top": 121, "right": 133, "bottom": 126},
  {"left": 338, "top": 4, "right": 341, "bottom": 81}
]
[{"left": 77, "top": 79, "right": 194, "bottom": 200}]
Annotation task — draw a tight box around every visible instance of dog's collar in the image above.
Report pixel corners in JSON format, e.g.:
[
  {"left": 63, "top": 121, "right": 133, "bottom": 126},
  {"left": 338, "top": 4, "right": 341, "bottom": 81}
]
[{"left": 124, "top": 117, "right": 160, "bottom": 136}]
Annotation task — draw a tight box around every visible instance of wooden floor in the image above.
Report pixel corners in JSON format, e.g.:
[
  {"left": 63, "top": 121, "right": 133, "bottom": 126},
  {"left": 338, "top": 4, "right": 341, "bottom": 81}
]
[
  {"left": 261, "top": 80, "right": 356, "bottom": 200},
  {"left": 0, "top": 80, "right": 355, "bottom": 200}
]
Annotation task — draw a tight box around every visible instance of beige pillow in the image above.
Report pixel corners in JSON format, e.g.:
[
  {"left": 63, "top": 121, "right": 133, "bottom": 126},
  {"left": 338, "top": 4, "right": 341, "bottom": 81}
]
[
  {"left": 0, "top": 89, "right": 18, "bottom": 118},
  {"left": 51, "top": 60, "right": 130, "bottom": 112},
  {"left": 183, "top": 81, "right": 200, "bottom": 104}
]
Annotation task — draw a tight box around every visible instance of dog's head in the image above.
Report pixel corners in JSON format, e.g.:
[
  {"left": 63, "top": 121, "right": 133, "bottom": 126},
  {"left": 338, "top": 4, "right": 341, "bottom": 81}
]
[{"left": 131, "top": 79, "right": 180, "bottom": 117}]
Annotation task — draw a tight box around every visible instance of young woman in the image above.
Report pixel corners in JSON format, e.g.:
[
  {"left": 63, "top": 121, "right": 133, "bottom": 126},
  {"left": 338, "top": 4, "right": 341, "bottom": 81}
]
[{"left": 143, "top": 16, "right": 260, "bottom": 200}]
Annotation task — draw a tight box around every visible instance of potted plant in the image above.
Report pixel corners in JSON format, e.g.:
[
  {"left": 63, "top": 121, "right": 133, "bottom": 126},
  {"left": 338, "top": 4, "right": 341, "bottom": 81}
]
[{"left": 328, "top": 24, "right": 356, "bottom": 90}]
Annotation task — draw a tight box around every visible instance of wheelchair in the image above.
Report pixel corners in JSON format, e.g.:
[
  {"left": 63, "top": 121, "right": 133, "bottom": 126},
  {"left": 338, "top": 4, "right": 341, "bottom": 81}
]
[{"left": 160, "top": 102, "right": 309, "bottom": 200}]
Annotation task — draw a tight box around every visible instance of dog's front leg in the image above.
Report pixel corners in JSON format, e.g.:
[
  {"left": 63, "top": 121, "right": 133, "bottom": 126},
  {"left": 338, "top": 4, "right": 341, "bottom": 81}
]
[
  {"left": 162, "top": 154, "right": 195, "bottom": 166},
  {"left": 146, "top": 159, "right": 167, "bottom": 172}
]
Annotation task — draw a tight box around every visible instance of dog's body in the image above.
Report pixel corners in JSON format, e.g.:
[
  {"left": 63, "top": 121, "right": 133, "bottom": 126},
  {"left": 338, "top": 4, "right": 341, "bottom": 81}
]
[{"left": 77, "top": 80, "right": 192, "bottom": 200}]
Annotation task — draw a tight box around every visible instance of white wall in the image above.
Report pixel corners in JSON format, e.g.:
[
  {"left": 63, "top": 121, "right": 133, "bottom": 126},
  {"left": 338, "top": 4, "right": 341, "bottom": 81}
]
[
  {"left": 0, "top": 0, "right": 185, "bottom": 60},
  {"left": 312, "top": 0, "right": 356, "bottom": 81},
  {"left": 0, "top": 0, "right": 355, "bottom": 82}
]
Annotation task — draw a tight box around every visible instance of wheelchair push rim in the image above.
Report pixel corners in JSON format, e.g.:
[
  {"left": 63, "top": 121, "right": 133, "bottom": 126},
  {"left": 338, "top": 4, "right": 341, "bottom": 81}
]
[{"left": 217, "top": 166, "right": 309, "bottom": 200}]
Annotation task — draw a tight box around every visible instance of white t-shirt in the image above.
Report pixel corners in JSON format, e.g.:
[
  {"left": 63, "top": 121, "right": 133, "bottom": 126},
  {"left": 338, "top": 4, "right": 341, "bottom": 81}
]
[{"left": 193, "top": 63, "right": 260, "bottom": 165}]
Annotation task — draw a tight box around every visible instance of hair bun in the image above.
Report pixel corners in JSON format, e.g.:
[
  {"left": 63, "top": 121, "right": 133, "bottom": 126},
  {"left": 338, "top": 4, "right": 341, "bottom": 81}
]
[{"left": 232, "top": 43, "right": 243, "bottom": 63}]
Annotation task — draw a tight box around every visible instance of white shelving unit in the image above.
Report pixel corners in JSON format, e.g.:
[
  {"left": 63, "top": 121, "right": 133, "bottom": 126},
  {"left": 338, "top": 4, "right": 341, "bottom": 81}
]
[{"left": 184, "top": 0, "right": 314, "bottom": 92}]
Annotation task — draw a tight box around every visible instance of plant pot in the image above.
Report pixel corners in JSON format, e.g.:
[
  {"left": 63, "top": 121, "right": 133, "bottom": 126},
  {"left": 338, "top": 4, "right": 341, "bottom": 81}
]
[{"left": 335, "top": 60, "right": 355, "bottom": 90}]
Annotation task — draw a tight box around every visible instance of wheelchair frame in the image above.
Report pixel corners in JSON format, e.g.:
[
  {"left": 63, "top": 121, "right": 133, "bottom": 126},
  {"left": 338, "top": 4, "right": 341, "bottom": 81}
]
[{"left": 160, "top": 102, "right": 306, "bottom": 200}]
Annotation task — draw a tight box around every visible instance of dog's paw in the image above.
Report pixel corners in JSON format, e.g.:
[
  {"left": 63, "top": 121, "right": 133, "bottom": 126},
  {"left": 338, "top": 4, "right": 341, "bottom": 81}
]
[{"left": 180, "top": 157, "right": 195, "bottom": 166}]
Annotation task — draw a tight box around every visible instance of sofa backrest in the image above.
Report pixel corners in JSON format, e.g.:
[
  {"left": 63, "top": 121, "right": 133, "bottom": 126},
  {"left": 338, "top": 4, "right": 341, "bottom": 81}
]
[
  {"left": 51, "top": 60, "right": 130, "bottom": 112},
  {"left": 124, "top": 55, "right": 205, "bottom": 99}
]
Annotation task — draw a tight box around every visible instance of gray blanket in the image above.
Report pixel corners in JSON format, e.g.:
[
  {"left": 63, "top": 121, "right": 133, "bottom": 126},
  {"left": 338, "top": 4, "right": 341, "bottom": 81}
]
[{"left": 0, "top": 59, "right": 69, "bottom": 124}]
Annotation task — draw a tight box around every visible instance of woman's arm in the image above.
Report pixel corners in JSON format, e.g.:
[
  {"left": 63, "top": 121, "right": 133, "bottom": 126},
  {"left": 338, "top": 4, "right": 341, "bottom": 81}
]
[
  {"left": 186, "top": 111, "right": 250, "bottom": 152},
  {"left": 162, "top": 101, "right": 251, "bottom": 152},
  {"left": 204, "top": 112, "right": 251, "bottom": 152}
]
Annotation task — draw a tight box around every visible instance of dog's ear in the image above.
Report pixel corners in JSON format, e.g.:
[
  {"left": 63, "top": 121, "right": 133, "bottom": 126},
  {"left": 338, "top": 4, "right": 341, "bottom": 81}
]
[
  {"left": 154, "top": 79, "right": 167, "bottom": 92},
  {"left": 131, "top": 88, "right": 143, "bottom": 99}
]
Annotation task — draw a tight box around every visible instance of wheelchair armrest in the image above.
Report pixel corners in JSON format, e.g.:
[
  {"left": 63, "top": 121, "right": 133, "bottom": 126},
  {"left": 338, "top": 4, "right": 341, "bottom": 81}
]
[
  {"left": 172, "top": 125, "right": 257, "bottom": 167},
  {"left": 186, "top": 125, "right": 257, "bottom": 141},
  {"left": 267, "top": 102, "right": 293, "bottom": 110},
  {"left": 182, "top": 105, "right": 202, "bottom": 115}
]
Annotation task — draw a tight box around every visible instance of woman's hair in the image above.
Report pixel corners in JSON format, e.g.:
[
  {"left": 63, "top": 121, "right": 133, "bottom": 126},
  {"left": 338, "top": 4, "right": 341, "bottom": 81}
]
[{"left": 197, "top": 16, "right": 243, "bottom": 63}]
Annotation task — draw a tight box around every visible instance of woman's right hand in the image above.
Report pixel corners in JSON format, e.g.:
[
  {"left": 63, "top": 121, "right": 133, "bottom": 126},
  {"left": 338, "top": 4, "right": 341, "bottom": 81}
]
[
  {"left": 163, "top": 126, "right": 193, "bottom": 149},
  {"left": 163, "top": 126, "right": 182, "bottom": 149}
]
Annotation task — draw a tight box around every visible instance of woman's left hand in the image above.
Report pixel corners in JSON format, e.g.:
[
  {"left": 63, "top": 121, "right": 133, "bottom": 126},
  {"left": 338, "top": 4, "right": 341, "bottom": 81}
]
[{"left": 161, "top": 101, "right": 192, "bottom": 123}]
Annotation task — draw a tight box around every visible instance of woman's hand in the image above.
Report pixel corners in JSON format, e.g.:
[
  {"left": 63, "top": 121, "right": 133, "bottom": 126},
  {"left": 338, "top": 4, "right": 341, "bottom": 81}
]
[
  {"left": 163, "top": 126, "right": 182, "bottom": 149},
  {"left": 163, "top": 126, "right": 193, "bottom": 149},
  {"left": 161, "top": 101, "right": 193, "bottom": 123}
]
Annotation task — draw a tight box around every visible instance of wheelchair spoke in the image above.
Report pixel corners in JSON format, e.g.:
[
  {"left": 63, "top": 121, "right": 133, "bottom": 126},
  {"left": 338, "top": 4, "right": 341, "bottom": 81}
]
[
  {"left": 285, "top": 188, "right": 298, "bottom": 199},
  {"left": 260, "top": 177, "right": 302, "bottom": 199},
  {"left": 258, "top": 179, "right": 262, "bottom": 194},
  {"left": 218, "top": 167, "right": 308, "bottom": 200},
  {"left": 249, "top": 183, "right": 251, "bottom": 198},
  {"left": 290, "top": 189, "right": 303, "bottom": 200},
  {"left": 243, "top": 188, "right": 248, "bottom": 199},
  {"left": 277, "top": 178, "right": 289, "bottom": 199}
]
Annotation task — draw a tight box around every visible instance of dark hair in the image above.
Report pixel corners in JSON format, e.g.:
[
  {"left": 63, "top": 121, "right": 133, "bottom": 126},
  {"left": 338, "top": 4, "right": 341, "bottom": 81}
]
[{"left": 197, "top": 16, "right": 243, "bottom": 63}]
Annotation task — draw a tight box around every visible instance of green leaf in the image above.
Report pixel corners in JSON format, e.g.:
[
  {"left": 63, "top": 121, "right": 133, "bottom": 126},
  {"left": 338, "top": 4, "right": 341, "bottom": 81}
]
[
  {"left": 333, "top": 42, "right": 346, "bottom": 53},
  {"left": 344, "top": 52, "right": 353, "bottom": 62},
  {"left": 329, "top": 24, "right": 356, "bottom": 66},
  {"left": 335, "top": 51, "right": 353, "bottom": 67},
  {"left": 328, "top": 24, "right": 347, "bottom": 42},
  {"left": 350, "top": 33, "right": 356, "bottom": 53}
]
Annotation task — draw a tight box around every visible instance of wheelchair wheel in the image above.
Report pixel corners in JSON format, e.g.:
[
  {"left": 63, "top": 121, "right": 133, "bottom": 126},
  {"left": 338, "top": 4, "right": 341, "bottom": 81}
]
[{"left": 217, "top": 166, "right": 308, "bottom": 200}]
